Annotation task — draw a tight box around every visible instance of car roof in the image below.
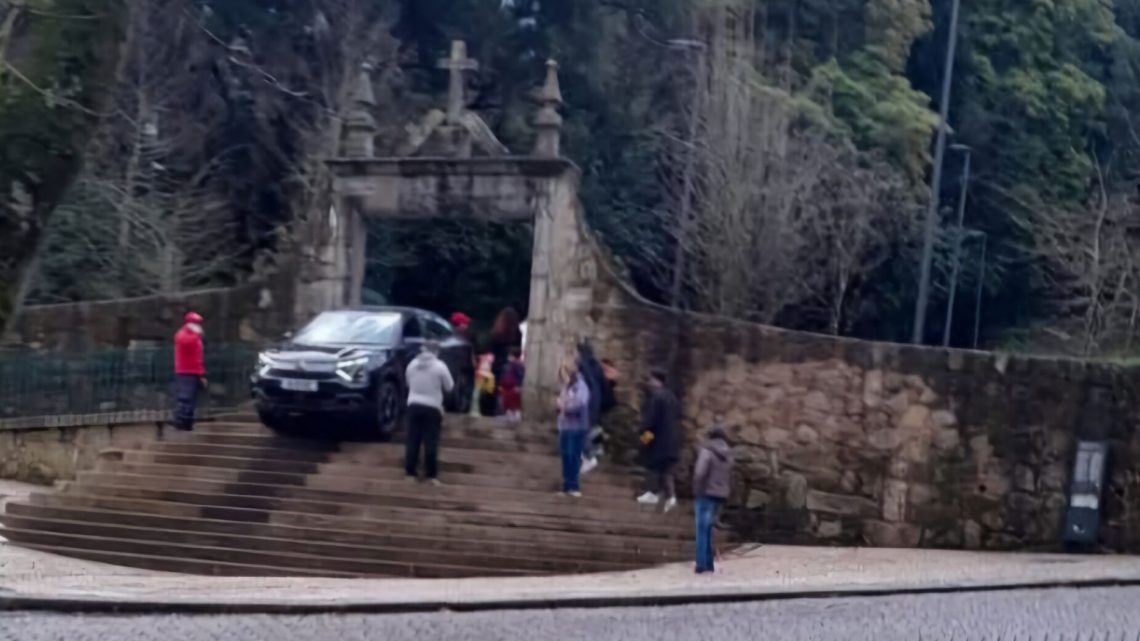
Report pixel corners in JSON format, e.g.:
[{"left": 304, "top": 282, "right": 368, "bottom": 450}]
[{"left": 325, "top": 306, "right": 447, "bottom": 319}]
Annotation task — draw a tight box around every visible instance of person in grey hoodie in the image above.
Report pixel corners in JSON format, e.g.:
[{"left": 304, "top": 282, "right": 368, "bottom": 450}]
[
  {"left": 692, "top": 418, "right": 732, "bottom": 573},
  {"left": 404, "top": 340, "right": 454, "bottom": 485},
  {"left": 556, "top": 361, "right": 591, "bottom": 497}
]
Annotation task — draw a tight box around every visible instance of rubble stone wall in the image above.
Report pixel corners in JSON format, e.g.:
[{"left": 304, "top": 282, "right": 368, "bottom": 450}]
[{"left": 553, "top": 198, "right": 1140, "bottom": 552}]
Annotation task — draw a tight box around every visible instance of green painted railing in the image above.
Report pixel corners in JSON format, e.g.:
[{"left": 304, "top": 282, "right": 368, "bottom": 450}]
[{"left": 0, "top": 344, "right": 259, "bottom": 430}]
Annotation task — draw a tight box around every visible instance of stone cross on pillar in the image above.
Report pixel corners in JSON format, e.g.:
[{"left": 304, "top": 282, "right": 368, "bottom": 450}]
[
  {"left": 533, "top": 59, "right": 564, "bottom": 158},
  {"left": 342, "top": 63, "right": 377, "bottom": 158},
  {"left": 437, "top": 40, "right": 478, "bottom": 125}
]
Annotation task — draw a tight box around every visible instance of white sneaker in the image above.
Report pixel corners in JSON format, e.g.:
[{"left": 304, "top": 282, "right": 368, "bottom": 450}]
[
  {"left": 580, "top": 457, "right": 598, "bottom": 475},
  {"left": 664, "top": 496, "right": 678, "bottom": 513},
  {"left": 567, "top": 491, "right": 582, "bottom": 498},
  {"left": 636, "top": 492, "right": 660, "bottom": 505}
]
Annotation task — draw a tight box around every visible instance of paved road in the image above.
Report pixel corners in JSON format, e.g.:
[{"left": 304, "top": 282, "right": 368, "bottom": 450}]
[{"left": 3, "top": 586, "right": 1140, "bottom": 640}]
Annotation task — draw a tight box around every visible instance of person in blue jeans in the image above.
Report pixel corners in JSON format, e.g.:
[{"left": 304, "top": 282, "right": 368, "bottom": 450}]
[
  {"left": 692, "top": 420, "right": 732, "bottom": 573},
  {"left": 557, "top": 362, "right": 591, "bottom": 497}
]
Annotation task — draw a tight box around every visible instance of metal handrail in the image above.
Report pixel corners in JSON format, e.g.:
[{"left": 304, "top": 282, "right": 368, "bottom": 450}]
[{"left": 0, "top": 344, "right": 258, "bottom": 430}]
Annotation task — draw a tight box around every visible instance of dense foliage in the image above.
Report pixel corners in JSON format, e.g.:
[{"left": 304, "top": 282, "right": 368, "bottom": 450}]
[{"left": 16, "top": 0, "right": 1140, "bottom": 356}]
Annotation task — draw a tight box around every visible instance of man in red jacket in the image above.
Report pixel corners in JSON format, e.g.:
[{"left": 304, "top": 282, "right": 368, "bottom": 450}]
[{"left": 173, "top": 311, "right": 207, "bottom": 431}]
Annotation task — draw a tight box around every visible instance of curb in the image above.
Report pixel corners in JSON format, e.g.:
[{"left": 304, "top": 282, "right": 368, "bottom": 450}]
[{"left": 2, "top": 577, "right": 1140, "bottom": 615}]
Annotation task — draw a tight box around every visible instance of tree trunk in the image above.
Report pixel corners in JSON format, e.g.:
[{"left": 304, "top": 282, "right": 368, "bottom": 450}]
[{"left": 0, "top": 0, "right": 132, "bottom": 339}]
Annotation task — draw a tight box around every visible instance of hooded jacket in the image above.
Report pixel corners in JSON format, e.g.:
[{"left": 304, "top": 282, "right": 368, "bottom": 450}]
[
  {"left": 640, "top": 384, "right": 680, "bottom": 469},
  {"left": 174, "top": 325, "right": 205, "bottom": 376},
  {"left": 405, "top": 352, "right": 455, "bottom": 411},
  {"left": 692, "top": 431, "right": 732, "bottom": 499}
]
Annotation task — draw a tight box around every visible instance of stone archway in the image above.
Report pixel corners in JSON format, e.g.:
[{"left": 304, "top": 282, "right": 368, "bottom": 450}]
[{"left": 304, "top": 41, "right": 593, "bottom": 413}]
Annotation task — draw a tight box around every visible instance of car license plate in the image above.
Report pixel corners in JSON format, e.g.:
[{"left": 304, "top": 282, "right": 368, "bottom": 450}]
[{"left": 281, "top": 379, "right": 318, "bottom": 392}]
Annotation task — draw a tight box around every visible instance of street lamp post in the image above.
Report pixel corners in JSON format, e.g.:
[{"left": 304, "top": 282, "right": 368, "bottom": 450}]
[
  {"left": 942, "top": 145, "right": 971, "bottom": 347},
  {"left": 973, "top": 233, "right": 987, "bottom": 349},
  {"left": 911, "top": 0, "right": 964, "bottom": 344}
]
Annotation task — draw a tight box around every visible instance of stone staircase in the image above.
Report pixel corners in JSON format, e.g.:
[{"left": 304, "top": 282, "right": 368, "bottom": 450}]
[{"left": 0, "top": 414, "right": 696, "bottom": 578}]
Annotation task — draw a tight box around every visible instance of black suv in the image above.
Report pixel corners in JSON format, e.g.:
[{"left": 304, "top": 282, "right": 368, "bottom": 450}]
[{"left": 251, "top": 307, "right": 474, "bottom": 435}]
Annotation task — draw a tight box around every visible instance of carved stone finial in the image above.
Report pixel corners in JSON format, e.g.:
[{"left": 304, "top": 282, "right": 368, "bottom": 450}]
[
  {"left": 437, "top": 40, "right": 479, "bottom": 125},
  {"left": 533, "top": 59, "right": 564, "bottom": 158},
  {"left": 342, "top": 63, "right": 377, "bottom": 158}
]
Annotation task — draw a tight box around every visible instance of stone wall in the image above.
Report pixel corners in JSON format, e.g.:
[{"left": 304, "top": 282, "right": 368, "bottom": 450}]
[
  {"left": 6, "top": 273, "right": 298, "bottom": 351},
  {"left": 0, "top": 422, "right": 158, "bottom": 485},
  {"left": 542, "top": 186, "right": 1140, "bottom": 553}
]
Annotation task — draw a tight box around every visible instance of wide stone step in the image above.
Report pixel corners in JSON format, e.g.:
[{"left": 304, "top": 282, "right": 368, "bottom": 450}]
[
  {"left": 179, "top": 430, "right": 559, "bottom": 456},
  {"left": 4, "top": 502, "right": 690, "bottom": 562},
  {"left": 95, "top": 460, "right": 635, "bottom": 499},
  {"left": 1, "top": 527, "right": 533, "bottom": 578},
  {"left": 48, "top": 485, "right": 694, "bottom": 540},
  {"left": 13, "top": 543, "right": 361, "bottom": 577},
  {"left": 68, "top": 474, "right": 691, "bottom": 530},
  {"left": 0, "top": 514, "right": 634, "bottom": 574},
  {"left": 200, "top": 418, "right": 563, "bottom": 443},
  {"left": 146, "top": 442, "right": 334, "bottom": 464},
  {"left": 75, "top": 471, "right": 652, "bottom": 518},
  {"left": 119, "top": 449, "right": 638, "bottom": 488},
  {"left": 19, "top": 495, "right": 694, "bottom": 556}
]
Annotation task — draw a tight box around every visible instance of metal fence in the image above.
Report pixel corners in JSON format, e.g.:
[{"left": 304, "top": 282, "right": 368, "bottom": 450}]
[{"left": 0, "top": 344, "right": 259, "bottom": 430}]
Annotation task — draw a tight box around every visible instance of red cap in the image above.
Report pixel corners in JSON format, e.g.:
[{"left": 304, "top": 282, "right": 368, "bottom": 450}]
[
  {"left": 450, "top": 312, "right": 471, "bottom": 327},
  {"left": 184, "top": 311, "right": 204, "bottom": 324}
]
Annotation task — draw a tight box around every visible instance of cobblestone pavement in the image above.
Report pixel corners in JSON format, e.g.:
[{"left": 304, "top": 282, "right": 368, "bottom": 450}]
[
  {"left": 5, "top": 539, "right": 1140, "bottom": 608},
  {"left": 3, "top": 586, "right": 1140, "bottom": 640}
]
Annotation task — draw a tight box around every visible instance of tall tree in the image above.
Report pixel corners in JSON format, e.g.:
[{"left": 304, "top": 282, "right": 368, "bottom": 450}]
[{"left": 0, "top": 0, "right": 131, "bottom": 333}]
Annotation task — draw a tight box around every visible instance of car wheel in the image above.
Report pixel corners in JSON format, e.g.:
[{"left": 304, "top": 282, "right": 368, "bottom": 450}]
[{"left": 375, "top": 379, "right": 402, "bottom": 437}]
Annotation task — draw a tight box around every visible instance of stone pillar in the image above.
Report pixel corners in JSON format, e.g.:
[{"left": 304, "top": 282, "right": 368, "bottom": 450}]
[
  {"left": 347, "top": 206, "right": 367, "bottom": 307},
  {"left": 523, "top": 177, "right": 556, "bottom": 418},
  {"left": 532, "top": 60, "right": 563, "bottom": 158},
  {"left": 342, "top": 64, "right": 377, "bottom": 158}
]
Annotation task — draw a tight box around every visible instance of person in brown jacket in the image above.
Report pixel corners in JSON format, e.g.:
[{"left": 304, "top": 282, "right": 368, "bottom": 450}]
[{"left": 692, "top": 419, "right": 732, "bottom": 573}]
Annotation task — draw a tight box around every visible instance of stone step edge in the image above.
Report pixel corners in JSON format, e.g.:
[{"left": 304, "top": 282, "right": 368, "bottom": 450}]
[
  {"left": 116, "top": 449, "right": 639, "bottom": 486},
  {"left": 194, "top": 425, "right": 560, "bottom": 446},
  {"left": 12, "top": 543, "right": 363, "bottom": 578},
  {"left": 63, "top": 478, "right": 693, "bottom": 531},
  {"left": 10, "top": 498, "right": 694, "bottom": 552},
  {"left": 32, "top": 488, "right": 695, "bottom": 541},
  {"left": 76, "top": 470, "right": 654, "bottom": 515},
  {"left": 145, "top": 441, "right": 618, "bottom": 471},
  {"left": 98, "top": 460, "right": 635, "bottom": 498},
  {"left": 0, "top": 515, "right": 638, "bottom": 572},
  {"left": 1, "top": 527, "right": 537, "bottom": 578},
  {"left": 2, "top": 504, "right": 689, "bottom": 559}
]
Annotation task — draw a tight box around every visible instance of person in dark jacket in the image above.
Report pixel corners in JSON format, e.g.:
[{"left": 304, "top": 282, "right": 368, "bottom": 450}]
[
  {"left": 576, "top": 340, "right": 605, "bottom": 473},
  {"left": 173, "top": 311, "right": 207, "bottom": 431},
  {"left": 636, "top": 368, "right": 680, "bottom": 512},
  {"left": 692, "top": 419, "right": 732, "bottom": 573}
]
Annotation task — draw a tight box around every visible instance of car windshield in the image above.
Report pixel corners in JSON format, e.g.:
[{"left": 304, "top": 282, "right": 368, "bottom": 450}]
[{"left": 293, "top": 311, "right": 402, "bottom": 346}]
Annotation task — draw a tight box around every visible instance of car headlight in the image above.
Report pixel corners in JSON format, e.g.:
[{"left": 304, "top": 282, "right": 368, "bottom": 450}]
[
  {"left": 336, "top": 356, "right": 370, "bottom": 382},
  {"left": 257, "top": 352, "right": 279, "bottom": 371}
]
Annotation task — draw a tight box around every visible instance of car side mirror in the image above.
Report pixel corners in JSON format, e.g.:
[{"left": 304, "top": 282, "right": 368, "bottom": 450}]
[{"left": 282, "top": 331, "right": 293, "bottom": 341}]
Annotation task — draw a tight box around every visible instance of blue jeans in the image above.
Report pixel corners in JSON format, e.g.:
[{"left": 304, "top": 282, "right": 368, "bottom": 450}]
[
  {"left": 173, "top": 374, "right": 201, "bottom": 430},
  {"left": 559, "top": 430, "right": 586, "bottom": 492},
  {"left": 695, "top": 496, "right": 723, "bottom": 573}
]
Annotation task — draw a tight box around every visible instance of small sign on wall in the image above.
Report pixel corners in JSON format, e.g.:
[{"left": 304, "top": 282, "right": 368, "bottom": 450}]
[{"left": 1063, "top": 440, "right": 1109, "bottom": 546}]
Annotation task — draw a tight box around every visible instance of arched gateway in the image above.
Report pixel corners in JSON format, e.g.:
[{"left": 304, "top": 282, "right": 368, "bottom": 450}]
[{"left": 305, "top": 41, "right": 603, "bottom": 415}]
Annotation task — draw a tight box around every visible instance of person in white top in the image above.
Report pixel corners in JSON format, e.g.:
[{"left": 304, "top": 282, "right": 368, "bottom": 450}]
[{"left": 404, "top": 340, "right": 454, "bottom": 485}]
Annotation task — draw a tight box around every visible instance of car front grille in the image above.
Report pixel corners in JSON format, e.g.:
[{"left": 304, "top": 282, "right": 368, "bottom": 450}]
[{"left": 266, "top": 368, "right": 336, "bottom": 380}]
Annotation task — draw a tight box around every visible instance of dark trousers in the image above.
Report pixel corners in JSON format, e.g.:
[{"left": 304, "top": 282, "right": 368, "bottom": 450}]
[
  {"left": 559, "top": 430, "right": 586, "bottom": 492},
  {"left": 173, "top": 374, "right": 200, "bottom": 431},
  {"left": 645, "top": 464, "right": 676, "bottom": 499},
  {"left": 405, "top": 404, "right": 442, "bottom": 479},
  {"left": 695, "top": 496, "right": 724, "bottom": 573}
]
